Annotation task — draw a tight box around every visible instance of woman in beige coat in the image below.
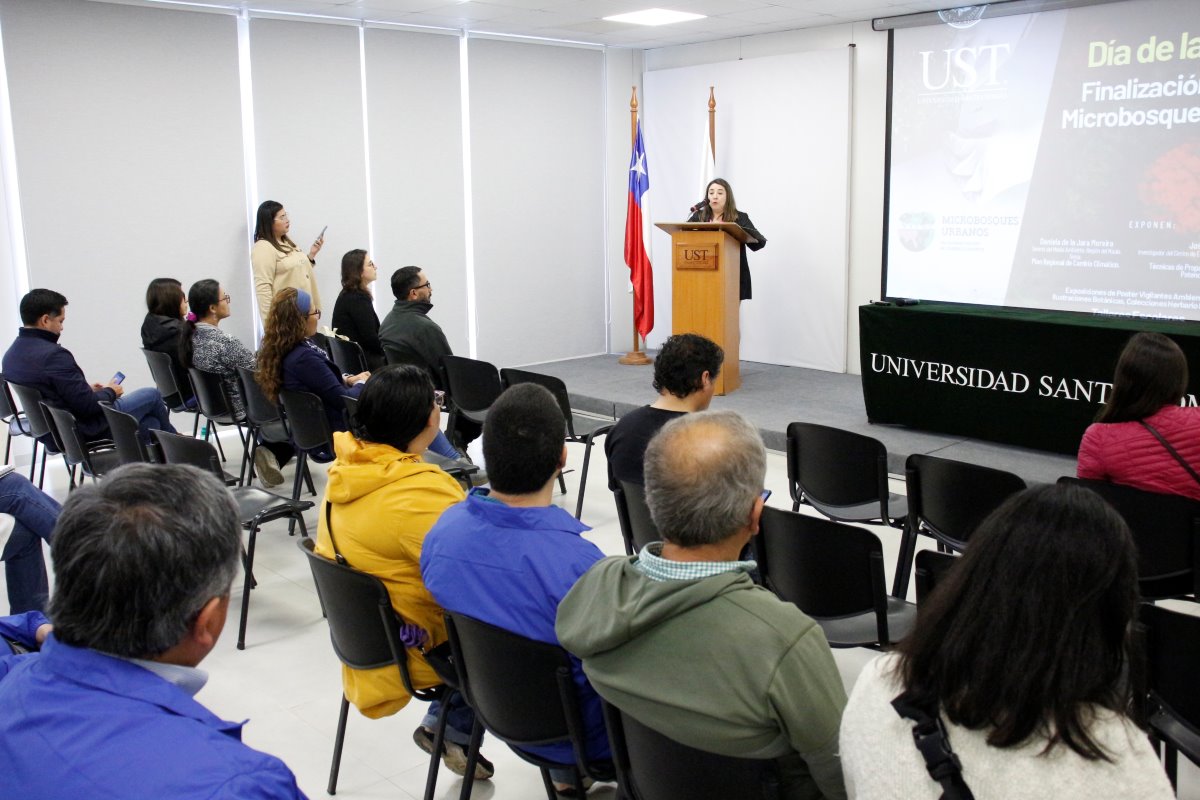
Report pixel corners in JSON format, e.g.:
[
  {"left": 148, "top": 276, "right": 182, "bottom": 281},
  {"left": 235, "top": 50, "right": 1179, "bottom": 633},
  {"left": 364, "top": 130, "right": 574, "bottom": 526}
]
[{"left": 251, "top": 199, "right": 324, "bottom": 321}]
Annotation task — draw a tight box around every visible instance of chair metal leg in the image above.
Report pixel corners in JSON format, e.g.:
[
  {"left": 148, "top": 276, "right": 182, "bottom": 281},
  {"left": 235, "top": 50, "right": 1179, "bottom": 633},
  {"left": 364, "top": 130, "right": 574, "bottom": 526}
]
[
  {"left": 289, "top": 453, "right": 308, "bottom": 536},
  {"left": 457, "top": 718, "right": 486, "bottom": 800},
  {"left": 29, "top": 439, "right": 39, "bottom": 483},
  {"left": 892, "top": 524, "right": 917, "bottom": 599},
  {"left": 237, "top": 524, "right": 259, "bottom": 650},
  {"left": 303, "top": 461, "right": 316, "bottom": 496},
  {"left": 328, "top": 694, "right": 350, "bottom": 795},
  {"left": 574, "top": 438, "right": 596, "bottom": 520},
  {"left": 423, "top": 693, "right": 451, "bottom": 800},
  {"left": 3, "top": 430, "right": 10, "bottom": 464},
  {"left": 538, "top": 768, "right": 558, "bottom": 800},
  {"left": 37, "top": 448, "right": 47, "bottom": 489},
  {"left": 244, "top": 436, "right": 259, "bottom": 487},
  {"left": 191, "top": 413, "right": 200, "bottom": 438},
  {"left": 557, "top": 470, "right": 567, "bottom": 495},
  {"left": 211, "top": 421, "right": 227, "bottom": 462}
]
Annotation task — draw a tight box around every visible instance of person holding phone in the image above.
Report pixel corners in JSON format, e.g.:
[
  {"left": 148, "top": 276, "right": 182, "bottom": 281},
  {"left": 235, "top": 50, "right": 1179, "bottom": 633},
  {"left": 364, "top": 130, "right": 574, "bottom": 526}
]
[{"left": 251, "top": 200, "right": 324, "bottom": 323}]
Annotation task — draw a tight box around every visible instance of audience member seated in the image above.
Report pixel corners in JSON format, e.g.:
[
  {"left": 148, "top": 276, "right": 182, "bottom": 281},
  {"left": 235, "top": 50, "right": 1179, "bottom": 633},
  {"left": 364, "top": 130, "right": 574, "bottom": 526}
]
[
  {"left": 140, "top": 277, "right": 194, "bottom": 408},
  {"left": 422, "top": 383, "right": 609, "bottom": 793},
  {"left": 0, "top": 471, "right": 60, "bottom": 614},
  {"left": 313, "top": 365, "right": 493, "bottom": 780},
  {"left": 1077, "top": 331, "right": 1200, "bottom": 500},
  {"left": 3, "top": 289, "right": 176, "bottom": 444},
  {"left": 252, "top": 199, "right": 323, "bottom": 322},
  {"left": 605, "top": 332, "right": 722, "bottom": 489},
  {"left": 0, "top": 464, "right": 306, "bottom": 798},
  {"left": 558, "top": 410, "right": 847, "bottom": 800},
  {"left": 332, "top": 249, "right": 385, "bottom": 370},
  {"left": 257, "top": 288, "right": 369, "bottom": 459},
  {"left": 181, "top": 279, "right": 292, "bottom": 487},
  {"left": 839, "top": 483, "right": 1172, "bottom": 799}
]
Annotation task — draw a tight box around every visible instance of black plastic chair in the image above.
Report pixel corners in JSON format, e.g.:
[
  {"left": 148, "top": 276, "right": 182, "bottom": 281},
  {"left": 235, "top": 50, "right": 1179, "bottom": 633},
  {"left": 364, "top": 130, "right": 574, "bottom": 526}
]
[
  {"left": 7, "top": 381, "right": 72, "bottom": 489},
  {"left": 42, "top": 404, "right": 120, "bottom": 484},
  {"left": 757, "top": 505, "right": 917, "bottom": 648},
  {"left": 1139, "top": 602, "right": 1200, "bottom": 790},
  {"left": 235, "top": 367, "right": 298, "bottom": 490},
  {"left": 152, "top": 430, "right": 313, "bottom": 650},
  {"left": 614, "top": 480, "right": 659, "bottom": 555},
  {"left": 601, "top": 699, "right": 780, "bottom": 800},
  {"left": 99, "top": 404, "right": 154, "bottom": 465},
  {"left": 899, "top": 454, "right": 1026, "bottom": 598},
  {"left": 500, "top": 368, "right": 616, "bottom": 519},
  {"left": 1062, "top": 477, "right": 1200, "bottom": 600},
  {"left": 327, "top": 337, "right": 368, "bottom": 376},
  {"left": 0, "top": 375, "right": 33, "bottom": 468},
  {"left": 278, "top": 388, "right": 333, "bottom": 533},
  {"left": 188, "top": 366, "right": 249, "bottom": 469},
  {"left": 298, "top": 538, "right": 449, "bottom": 799},
  {"left": 142, "top": 348, "right": 200, "bottom": 436},
  {"left": 445, "top": 611, "right": 614, "bottom": 800},
  {"left": 441, "top": 355, "right": 501, "bottom": 452},
  {"left": 913, "top": 549, "right": 959, "bottom": 604}
]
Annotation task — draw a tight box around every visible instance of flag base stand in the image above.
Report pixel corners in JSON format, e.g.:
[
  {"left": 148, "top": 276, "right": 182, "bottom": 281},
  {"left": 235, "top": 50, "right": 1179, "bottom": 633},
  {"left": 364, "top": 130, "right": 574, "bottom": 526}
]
[{"left": 618, "top": 350, "right": 652, "bottom": 366}]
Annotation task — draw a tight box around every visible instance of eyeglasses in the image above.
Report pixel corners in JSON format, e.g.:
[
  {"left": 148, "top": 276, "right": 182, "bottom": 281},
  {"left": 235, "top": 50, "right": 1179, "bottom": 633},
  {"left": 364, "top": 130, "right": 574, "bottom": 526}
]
[
  {"left": 413, "top": 281, "right": 431, "bottom": 291},
  {"left": 308, "top": 309, "right": 322, "bottom": 319},
  {"left": 434, "top": 390, "right": 445, "bottom": 409},
  {"left": 221, "top": 294, "right": 231, "bottom": 303}
]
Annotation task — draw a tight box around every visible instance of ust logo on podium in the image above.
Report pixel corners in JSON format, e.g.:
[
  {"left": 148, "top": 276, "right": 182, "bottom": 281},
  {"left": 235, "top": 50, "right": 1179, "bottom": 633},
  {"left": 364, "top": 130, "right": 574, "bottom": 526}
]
[{"left": 676, "top": 243, "right": 718, "bottom": 270}]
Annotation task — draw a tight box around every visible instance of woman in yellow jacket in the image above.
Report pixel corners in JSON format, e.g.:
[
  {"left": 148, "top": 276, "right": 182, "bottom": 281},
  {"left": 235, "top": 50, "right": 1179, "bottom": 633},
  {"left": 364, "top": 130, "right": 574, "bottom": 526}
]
[
  {"left": 314, "top": 364, "right": 493, "bottom": 779},
  {"left": 252, "top": 200, "right": 324, "bottom": 322}
]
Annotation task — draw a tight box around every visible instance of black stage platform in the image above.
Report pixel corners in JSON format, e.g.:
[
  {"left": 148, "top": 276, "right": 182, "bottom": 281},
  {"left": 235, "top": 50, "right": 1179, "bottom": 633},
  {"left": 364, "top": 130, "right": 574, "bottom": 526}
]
[{"left": 521, "top": 353, "right": 1078, "bottom": 487}]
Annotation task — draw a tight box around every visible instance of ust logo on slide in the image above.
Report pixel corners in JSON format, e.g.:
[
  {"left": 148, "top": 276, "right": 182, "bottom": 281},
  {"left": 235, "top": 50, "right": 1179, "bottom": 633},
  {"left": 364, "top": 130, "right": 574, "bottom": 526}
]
[{"left": 919, "top": 43, "right": 1012, "bottom": 91}]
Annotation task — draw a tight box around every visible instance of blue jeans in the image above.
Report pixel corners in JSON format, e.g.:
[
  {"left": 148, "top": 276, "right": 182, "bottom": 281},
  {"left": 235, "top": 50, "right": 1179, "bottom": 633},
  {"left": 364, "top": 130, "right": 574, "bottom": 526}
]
[
  {"left": 422, "top": 691, "right": 479, "bottom": 747},
  {"left": 112, "top": 387, "right": 176, "bottom": 444},
  {"left": 0, "top": 473, "right": 61, "bottom": 613},
  {"left": 429, "top": 430, "right": 460, "bottom": 460}
]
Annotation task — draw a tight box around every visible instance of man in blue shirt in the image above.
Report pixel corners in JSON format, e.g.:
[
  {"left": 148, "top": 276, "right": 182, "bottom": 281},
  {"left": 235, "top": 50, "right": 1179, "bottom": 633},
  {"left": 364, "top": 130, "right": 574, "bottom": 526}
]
[
  {"left": 421, "top": 383, "right": 609, "bottom": 791},
  {"left": 0, "top": 464, "right": 306, "bottom": 799}
]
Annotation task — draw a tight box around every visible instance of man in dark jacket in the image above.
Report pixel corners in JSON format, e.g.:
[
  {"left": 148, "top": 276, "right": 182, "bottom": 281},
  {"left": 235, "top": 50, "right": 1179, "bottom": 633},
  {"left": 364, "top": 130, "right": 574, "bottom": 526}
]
[{"left": 3, "top": 289, "right": 175, "bottom": 444}]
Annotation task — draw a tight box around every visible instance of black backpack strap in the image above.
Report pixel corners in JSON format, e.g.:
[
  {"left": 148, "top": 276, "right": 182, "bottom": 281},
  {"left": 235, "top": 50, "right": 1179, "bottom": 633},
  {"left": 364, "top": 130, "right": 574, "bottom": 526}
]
[
  {"left": 323, "top": 501, "right": 348, "bottom": 566},
  {"left": 892, "top": 693, "right": 976, "bottom": 800},
  {"left": 1139, "top": 420, "right": 1200, "bottom": 488}
]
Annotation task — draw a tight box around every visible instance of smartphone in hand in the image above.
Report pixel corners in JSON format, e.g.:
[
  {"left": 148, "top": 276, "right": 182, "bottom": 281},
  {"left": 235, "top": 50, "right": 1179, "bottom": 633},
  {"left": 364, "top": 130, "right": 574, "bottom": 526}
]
[{"left": 111, "top": 371, "right": 125, "bottom": 385}]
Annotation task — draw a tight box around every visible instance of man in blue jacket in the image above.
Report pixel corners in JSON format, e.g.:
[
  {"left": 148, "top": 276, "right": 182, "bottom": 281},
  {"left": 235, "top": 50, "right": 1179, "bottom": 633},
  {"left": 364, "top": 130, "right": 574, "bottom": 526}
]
[
  {"left": 2, "top": 288, "right": 175, "bottom": 444},
  {"left": 0, "top": 463, "right": 307, "bottom": 799}
]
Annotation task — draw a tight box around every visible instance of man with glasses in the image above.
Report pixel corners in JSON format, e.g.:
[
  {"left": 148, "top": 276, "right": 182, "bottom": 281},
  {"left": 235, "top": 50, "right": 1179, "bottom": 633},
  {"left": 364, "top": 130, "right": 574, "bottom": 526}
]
[{"left": 557, "top": 410, "right": 848, "bottom": 800}]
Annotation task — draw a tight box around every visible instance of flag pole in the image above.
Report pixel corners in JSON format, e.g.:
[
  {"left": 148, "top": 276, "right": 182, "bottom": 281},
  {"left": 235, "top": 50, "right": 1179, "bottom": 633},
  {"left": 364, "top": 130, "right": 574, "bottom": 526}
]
[
  {"left": 708, "top": 86, "right": 716, "bottom": 160},
  {"left": 619, "top": 85, "right": 652, "bottom": 366}
]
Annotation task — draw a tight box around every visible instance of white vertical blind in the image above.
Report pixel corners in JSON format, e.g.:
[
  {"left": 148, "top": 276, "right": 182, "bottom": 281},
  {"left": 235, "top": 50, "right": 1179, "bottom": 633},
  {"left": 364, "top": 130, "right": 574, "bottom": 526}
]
[
  {"left": 363, "top": 27, "right": 469, "bottom": 355},
  {"left": 249, "top": 17, "right": 368, "bottom": 318},
  {"left": 467, "top": 38, "right": 606, "bottom": 366},
  {"left": 0, "top": 0, "right": 247, "bottom": 385}
]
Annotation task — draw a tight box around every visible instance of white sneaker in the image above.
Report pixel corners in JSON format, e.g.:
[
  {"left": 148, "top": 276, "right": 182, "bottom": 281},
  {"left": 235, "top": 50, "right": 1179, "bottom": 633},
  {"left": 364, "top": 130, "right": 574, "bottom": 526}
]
[{"left": 254, "top": 448, "right": 284, "bottom": 488}]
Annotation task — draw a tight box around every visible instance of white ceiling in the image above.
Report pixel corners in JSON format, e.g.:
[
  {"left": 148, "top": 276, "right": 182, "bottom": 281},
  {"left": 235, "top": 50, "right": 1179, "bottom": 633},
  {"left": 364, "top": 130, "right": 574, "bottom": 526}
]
[{"left": 97, "top": 0, "right": 954, "bottom": 48}]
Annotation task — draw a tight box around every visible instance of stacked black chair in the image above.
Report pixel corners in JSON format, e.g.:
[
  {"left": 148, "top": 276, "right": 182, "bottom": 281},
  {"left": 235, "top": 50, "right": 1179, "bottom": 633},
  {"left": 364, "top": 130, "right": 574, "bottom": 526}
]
[
  {"left": 298, "top": 538, "right": 449, "bottom": 799},
  {"left": 1061, "top": 477, "right": 1200, "bottom": 600},
  {"left": 7, "top": 381, "right": 72, "bottom": 489},
  {"left": 42, "top": 404, "right": 120, "bottom": 485},
  {"left": 141, "top": 348, "right": 200, "bottom": 436},
  {"left": 0, "top": 376, "right": 33, "bottom": 468},
  {"left": 1139, "top": 602, "right": 1200, "bottom": 790},
  {"left": 445, "top": 611, "right": 615, "bottom": 799},
  {"left": 614, "top": 480, "right": 659, "bottom": 555},
  {"left": 327, "top": 338, "right": 368, "bottom": 376},
  {"left": 99, "top": 404, "right": 154, "bottom": 465},
  {"left": 500, "top": 368, "right": 616, "bottom": 519},
  {"left": 900, "top": 454, "right": 1026, "bottom": 598},
  {"left": 152, "top": 430, "right": 313, "bottom": 650},
  {"left": 440, "top": 355, "right": 502, "bottom": 452},
  {"left": 757, "top": 505, "right": 916, "bottom": 648},
  {"left": 235, "top": 366, "right": 299, "bottom": 490},
  {"left": 601, "top": 699, "right": 780, "bottom": 800}
]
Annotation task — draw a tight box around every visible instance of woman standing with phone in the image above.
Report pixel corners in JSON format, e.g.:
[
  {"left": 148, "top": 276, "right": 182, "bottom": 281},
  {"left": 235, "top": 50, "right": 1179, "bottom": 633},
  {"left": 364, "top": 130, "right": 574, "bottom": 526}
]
[{"left": 252, "top": 200, "right": 324, "bottom": 322}]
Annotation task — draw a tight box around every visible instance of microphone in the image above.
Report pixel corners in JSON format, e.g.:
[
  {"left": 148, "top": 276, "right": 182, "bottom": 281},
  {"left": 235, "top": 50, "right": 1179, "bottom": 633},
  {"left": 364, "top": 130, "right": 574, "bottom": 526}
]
[{"left": 689, "top": 198, "right": 709, "bottom": 214}]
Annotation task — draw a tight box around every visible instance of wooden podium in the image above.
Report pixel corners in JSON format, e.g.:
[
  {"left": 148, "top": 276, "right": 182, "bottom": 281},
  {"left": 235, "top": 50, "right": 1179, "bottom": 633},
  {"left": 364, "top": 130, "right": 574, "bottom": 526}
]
[{"left": 655, "top": 222, "right": 755, "bottom": 395}]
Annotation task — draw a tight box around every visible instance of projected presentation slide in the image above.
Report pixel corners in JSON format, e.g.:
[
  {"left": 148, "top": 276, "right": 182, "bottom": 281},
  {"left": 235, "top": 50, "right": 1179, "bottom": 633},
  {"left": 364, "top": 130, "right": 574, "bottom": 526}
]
[{"left": 885, "top": 0, "right": 1200, "bottom": 320}]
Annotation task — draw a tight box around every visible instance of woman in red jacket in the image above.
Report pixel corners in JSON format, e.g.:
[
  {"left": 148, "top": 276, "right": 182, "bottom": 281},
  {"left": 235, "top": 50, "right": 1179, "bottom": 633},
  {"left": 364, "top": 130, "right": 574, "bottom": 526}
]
[{"left": 1077, "top": 332, "right": 1200, "bottom": 500}]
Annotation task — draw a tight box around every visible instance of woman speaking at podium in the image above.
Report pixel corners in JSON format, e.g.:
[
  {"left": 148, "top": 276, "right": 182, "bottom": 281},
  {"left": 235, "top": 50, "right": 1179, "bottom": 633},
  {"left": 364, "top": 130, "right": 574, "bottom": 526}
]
[{"left": 687, "top": 178, "right": 766, "bottom": 301}]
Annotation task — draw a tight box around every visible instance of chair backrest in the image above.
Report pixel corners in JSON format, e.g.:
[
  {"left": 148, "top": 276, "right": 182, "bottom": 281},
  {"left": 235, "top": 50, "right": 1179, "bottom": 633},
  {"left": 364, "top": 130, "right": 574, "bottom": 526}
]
[
  {"left": 1061, "top": 476, "right": 1200, "bottom": 598},
  {"left": 442, "top": 355, "right": 503, "bottom": 415},
  {"left": 914, "top": 549, "right": 960, "bottom": 604},
  {"left": 445, "top": 611, "right": 585, "bottom": 752},
  {"left": 328, "top": 337, "right": 368, "bottom": 376},
  {"left": 906, "top": 454, "right": 1026, "bottom": 551},
  {"left": 601, "top": 700, "right": 780, "bottom": 800},
  {"left": 342, "top": 395, "right": 359, "bottom": 431},
  {"left": 297, "top": 538, "right": 427, "bottom": 694},
  {"left": 151, "top": 429, "right": 224, "bottom": 478},
  {"left": 43, "top": 404, "right": 92, "bottom": 469},
  {"left": 616, "top": 480, "right": 659, "bottom": 554},
  {"left": 499, "top": 368, "right": 578, "bottom": 434},
  {"left": 758, "top": 505, "right": 890, "bottom": 640},
  {"left": 8, "top": 382, "right": 60, "bottom": 452},
  {"left": 142, "top": 348, "right": 188, "bottom": 410},
  {"left": 100, "top": 404, "right": 149, "bottom": 465},
  {"left": 188, "top": 367, "right": 238, "bottom": 422},
  {"left": 278, "top": 389, "right": 334, "bottom": 452},
  {"left": 1140, "top": 602, "right": 1200, "bottom": 731},
  {"left": 786, "top": 422, "right": 889, "bottom": 511},
  {"left": 235, "top": 366, "right": 281, "bottom": 427},
  {"left": 0, "top": 375, "right": 21, "bottom": 422}
]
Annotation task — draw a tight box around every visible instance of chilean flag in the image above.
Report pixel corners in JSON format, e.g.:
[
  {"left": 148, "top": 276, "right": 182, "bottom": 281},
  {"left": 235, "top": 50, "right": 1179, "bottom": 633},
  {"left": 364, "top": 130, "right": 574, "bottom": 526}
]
[{"left": 624, "top": 121, "right": 653, "bottom": 339}]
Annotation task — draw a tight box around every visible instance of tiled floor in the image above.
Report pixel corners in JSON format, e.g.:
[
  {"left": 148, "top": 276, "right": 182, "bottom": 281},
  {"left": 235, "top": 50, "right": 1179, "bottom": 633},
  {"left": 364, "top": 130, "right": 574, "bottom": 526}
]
[{"left": 4, "top": 417, "right": 1197, "bottom": 799}]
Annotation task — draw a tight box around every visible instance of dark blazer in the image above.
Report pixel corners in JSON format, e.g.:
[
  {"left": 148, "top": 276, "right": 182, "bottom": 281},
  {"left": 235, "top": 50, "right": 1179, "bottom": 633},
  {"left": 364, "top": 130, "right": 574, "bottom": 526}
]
[
  {"left": 686, "top": 209, "right": 767, "bottom": 300},
  {"left": 281, "top": 338, "right": 364, "bottom": 435},
  {"left": 2, "top": 327, "right": 116, "bottom": 443},
  {"left": 331, "top": 290, "right": 385, "bottom": 370}
]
